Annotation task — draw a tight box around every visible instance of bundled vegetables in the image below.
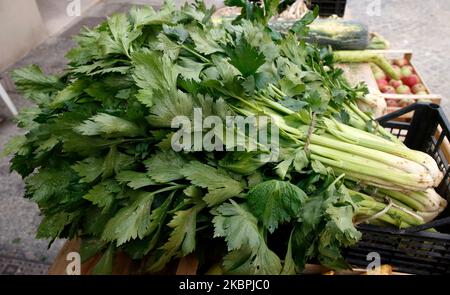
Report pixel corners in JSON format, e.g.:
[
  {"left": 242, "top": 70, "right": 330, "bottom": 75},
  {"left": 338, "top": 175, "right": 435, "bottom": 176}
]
[{"left": 4, "top": 0, "right": 446, "bottom": 274}]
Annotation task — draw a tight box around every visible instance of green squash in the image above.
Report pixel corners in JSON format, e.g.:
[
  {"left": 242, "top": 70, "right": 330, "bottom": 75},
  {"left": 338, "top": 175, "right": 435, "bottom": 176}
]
[{"left": 271, "top": 19, "right": 369, "bottom": 50}]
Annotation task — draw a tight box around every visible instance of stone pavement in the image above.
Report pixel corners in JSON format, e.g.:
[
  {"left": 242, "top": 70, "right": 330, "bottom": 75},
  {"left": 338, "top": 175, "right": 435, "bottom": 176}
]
[{"left": 0, "top": 0, "right": 449, "bottom": 274}]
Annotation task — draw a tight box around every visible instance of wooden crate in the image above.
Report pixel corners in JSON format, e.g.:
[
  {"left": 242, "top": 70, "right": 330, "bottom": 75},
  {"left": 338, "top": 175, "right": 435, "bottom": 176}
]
[
  {"left": 340, "top": 50, "right": 443, "bottom": 120},
  {"left": 369, "top": 50, "right": 442, "bottom": 119}
]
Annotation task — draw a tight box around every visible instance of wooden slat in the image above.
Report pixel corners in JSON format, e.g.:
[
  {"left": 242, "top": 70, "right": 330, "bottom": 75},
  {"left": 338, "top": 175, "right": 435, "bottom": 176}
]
[
  {"left": 337, "top": 63, "right": 380, "bottom": 94},
  {"left": 176, "top": 255, "right": 199, "bottom": 275},
  {"left": 436, "top": 125, "right": 450, "bottom": 163}
]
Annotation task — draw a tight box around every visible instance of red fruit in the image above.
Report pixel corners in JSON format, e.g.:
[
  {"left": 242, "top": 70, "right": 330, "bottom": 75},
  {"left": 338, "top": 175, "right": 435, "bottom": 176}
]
[
  {"left": 374, "top": 71, "right": 386, "bottom": 80},
  {"left": 412, "top": 83, "right": 427, "bottom": 94},
  {"left": 386, "top": 99, "right": 399, "bottom": 107},
  {"left": 381, "top": 85, "right": 396, "bottom": 94},
  {"left": 402, "top": 74, "right": 420, "bottom": 87},
  {"left": 377, "top": 79, "right": 388, "bottom": 89},
  {"left": 400, "top": 66, "right": 413, "bottom": 78},
  {"left": 394, "top": 58, "right": 409, "bottom": 67},
  {"left": 396, "top": 85, "right": 412, "bottom": 94},
  {"left": 389, "top": 79, "right": 403, "bottom": 88}
]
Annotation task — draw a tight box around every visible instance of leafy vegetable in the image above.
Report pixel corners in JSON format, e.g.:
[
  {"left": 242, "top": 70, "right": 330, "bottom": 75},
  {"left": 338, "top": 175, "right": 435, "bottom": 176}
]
[{"left": 247, "top": 180, "right": 307, "bottom": 233}]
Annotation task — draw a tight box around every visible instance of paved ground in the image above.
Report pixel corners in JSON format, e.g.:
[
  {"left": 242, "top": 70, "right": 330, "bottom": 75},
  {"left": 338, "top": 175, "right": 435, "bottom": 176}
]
[{"left": 0, "top": 0, "right": 449, "bottom": 274}]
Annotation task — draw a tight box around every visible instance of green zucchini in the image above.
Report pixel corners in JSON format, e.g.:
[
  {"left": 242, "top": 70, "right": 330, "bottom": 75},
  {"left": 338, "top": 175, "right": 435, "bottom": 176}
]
[
  {"left": 271, "top": 19, "right": 369, "bottom": 50},
  {"left": 307, "top": 19, "right": 369, "bottom": 50}
]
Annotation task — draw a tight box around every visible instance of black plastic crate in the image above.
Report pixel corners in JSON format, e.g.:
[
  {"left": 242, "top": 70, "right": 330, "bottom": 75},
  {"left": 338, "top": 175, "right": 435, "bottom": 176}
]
[
  {"left": 344, "top": 103, "right": 450, "bottom": 274},
  {"left": 307, "top": 0, "right": 347, "bottom": 17}
]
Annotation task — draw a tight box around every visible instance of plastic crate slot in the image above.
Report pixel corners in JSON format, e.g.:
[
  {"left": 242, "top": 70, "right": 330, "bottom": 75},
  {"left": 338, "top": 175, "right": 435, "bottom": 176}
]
[
  {"left": 399, "top": 129, "right": 408, "bottom": 138},
  {"left": 356, "top": 237, "right": 399, "bottom": 247},
  {"left": 397, "top": 242, "right": 449, "bottom": 254},
  {"left": 354, "top": 241, "right": 449, "bottom": 260},
  {"left": 437, "top": 172, "right": 450, "bottom": 205},
  {"left": 396, "top": 248, "right": 449, "bottom": 261},
  {"left": 351, "top": 243, "right": 398, "bottom": 254},
  {"left": 427, "top": 139, "right": 448, "bottom": 172},
  {"left": 399, "top": 235, "right": 450, "bottom": 244},
  {"left": 388, "top": 257, "right": 448, "bottom": 271},
  {"left": 359, "top": 233, "right": 400, "bottom": 243},
  {"left": 345, "top": 248, "right": 396, "bottom": 263},
  {"left": 433, "top": 131, "right": 447, "bottom": 155}
]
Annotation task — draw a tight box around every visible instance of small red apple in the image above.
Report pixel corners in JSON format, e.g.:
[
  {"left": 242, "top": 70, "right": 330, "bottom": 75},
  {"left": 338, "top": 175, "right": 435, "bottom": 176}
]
[
  {"left": 389, "top": 79, "right": 403, "bottom": 88},
  {"left": 396, "top": 85, "right": 412, "bottom": 94},
  {"left": 402, "top": 74, "right": 420, "bottom": 87},
  {"left": 377, "top": 79, "right": 388, "bottom": 89},
  {"left": 374, "top": 71, "right": 386, "bottom": 80},
  {"left": 412, "top": 83, "right": 427, "bottom": 94},
  {"left": 393, "top": 58, "right": 409, "bottom": 67},
  {"left": 381, "top": 85, "right": 396, "bottom": 94}
]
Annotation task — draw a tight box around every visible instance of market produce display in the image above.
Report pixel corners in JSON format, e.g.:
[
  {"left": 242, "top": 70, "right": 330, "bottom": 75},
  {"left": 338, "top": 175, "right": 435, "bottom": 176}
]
[
  {"left": 371, "top": 58, "right": 431, "bottom": 108},
  {"left": 3, "top": 0, "right": 447, "bottom": 274}
]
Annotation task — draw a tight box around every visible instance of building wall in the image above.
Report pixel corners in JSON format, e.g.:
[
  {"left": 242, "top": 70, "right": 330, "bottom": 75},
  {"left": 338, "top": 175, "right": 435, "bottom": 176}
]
[
  {"left": 0, "top": 0, "right": 101, "bottom": 71},
  {"left": 36, "top": 0, "right": 101, "bottom": 36},
  {"left": 0, "top": 0, "right": 48, "bottom": 71}
]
